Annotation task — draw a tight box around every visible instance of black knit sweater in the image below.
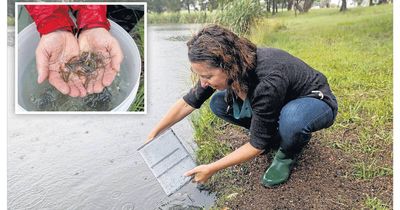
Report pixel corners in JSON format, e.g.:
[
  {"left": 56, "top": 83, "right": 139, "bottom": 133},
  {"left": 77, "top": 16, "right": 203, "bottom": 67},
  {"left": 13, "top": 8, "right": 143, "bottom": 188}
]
[{"left": 183, "top": 48, "right": 338, "bottom": 150}]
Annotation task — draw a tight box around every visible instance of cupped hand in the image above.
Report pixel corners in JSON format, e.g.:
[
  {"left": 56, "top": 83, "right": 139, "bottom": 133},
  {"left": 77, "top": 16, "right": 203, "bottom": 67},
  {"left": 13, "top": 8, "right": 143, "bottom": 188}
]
[
  {"left": 36, "top": 30, "right": 87, "bottom": 97},
  {"left": 78, "top": 27, "right": 123, "bottom": 94},
  {"left": 184, "top": 164, "right": 216, "bottom": 184}
]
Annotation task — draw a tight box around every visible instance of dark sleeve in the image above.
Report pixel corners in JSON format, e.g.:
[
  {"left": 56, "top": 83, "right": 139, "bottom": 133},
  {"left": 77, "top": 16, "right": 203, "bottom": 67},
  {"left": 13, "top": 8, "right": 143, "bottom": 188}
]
[
  {"left": 183, "top": 80, "right": 215, "bottom": 109},
  {"left": 249, "top": 70, "right": 289, "bottom": 150}
]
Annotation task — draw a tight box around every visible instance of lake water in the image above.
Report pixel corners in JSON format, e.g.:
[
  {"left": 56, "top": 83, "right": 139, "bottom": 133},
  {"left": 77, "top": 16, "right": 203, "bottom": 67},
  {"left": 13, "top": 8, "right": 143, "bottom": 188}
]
[{"left": 8, "top": 24, "right": 216, "bottom": 209}]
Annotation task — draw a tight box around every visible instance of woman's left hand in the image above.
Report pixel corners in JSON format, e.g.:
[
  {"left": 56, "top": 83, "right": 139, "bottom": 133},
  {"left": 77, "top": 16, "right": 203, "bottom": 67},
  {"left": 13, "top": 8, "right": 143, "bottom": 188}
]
[
  {"left": 184, "top": 164, "right": 216, "bottom": 184},
  {"left": 78, "top": 27, "right": 123, "bottom": 94}
]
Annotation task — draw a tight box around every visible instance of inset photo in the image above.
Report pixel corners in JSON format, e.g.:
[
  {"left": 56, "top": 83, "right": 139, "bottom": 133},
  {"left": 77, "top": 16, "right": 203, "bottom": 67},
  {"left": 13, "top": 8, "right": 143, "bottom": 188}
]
[{"left": 15, "top": 2, "right": 146, "bottom": 113}]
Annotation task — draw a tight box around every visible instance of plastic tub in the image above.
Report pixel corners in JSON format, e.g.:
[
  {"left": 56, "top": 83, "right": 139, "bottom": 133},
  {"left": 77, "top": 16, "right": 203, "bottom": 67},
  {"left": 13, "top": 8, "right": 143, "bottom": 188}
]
[
  {"left": 17, "top": 19, "right": 141, "bottom": 112},
  {"left": 137, "top": 129, "right": 196, "bottom": 196}
]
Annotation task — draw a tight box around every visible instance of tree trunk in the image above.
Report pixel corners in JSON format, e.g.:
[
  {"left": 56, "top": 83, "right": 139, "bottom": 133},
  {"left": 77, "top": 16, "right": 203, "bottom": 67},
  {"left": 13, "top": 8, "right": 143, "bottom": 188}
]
[
  {"left": 272, "top": 0, "right": 276, "bottom": 14},
  {"left": 340, "top": 0, "right": 347, "bottom": 11},
  {"left": 303, "top": 0, "right": 314, "bottom": 12},
  {"left": 282, "top": 0, "right": 285, "bottom": 12},
  {"left": 266, "top": 0, "right": 271, "bottom": 12},
  {"left": 295, "top": 0, "right": 302, "bottom": 15},
  {"left": 370, "top": 0, "right": 374, "bottom": 6},
  {"left": 288, "top": 0, "right": 293, "bottom": 10}
]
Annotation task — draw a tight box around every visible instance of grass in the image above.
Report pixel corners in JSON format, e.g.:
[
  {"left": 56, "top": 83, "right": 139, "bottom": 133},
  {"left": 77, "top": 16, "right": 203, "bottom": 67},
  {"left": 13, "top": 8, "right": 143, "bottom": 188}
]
[
  {"left": 190, "top": 4, "right": 392, "bottom": 209},
  {"left": 364, "top": 196, "right": 391, "bottom": 210},
  {"left": 248, "top": 4, "right": 392, "bottom": 180},
  {"left": 353, "top": 160, "right": 392, "bottom": 180},
  {"left": 148, "top": 0, "right": 263, "bottom": 35},
  {"left": 129, "top": 18, "right": 145, "bottom": 112},
  {"left": 214, "top": 0, "right": 263, "bottom": 35},
  {"left": 191, "top": 103, "right": 231, "bottom": 164},
  {"left": 8, "top": 16, "right": 15, "bottom": 26}
]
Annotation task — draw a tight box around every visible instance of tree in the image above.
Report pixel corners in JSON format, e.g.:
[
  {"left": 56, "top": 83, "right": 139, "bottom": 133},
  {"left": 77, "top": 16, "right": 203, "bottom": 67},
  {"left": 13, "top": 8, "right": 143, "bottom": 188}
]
[
  {"left": 272, "top": 0, "right": 278, "bottom": 14},
  {"left": 198, "top": 0, "right": 207, "bottom": 11},
  {"left": 292, "top": 0, "right": 314, "bottom": 14},
  {"left": 340, "top": 0, "right": 347, "bottom": 11},
  {"left": 208, "top": 0, "right": 219, "bottom": 11},
  {"left": 294, "top": 0, "right": 304, "bottom": 15},
  {"left": 319, "top": 0, "right": 331, "bottom": 8},
  {"left": 281, "top": 0, "right": 287, "bottom": 12},
  {"left": 369, "top": 0, "right": 374, "bottom": 6},
  {"left": 165, "top": 0, "right": 182, "bottom": 12},
  {"left": 303, "top": 0, "right": 314, "bottom": 12},
  {"left": 147, "top": 0, "right": 166, "bottom": 13},
  {"left": 288, "top": 0, "right": 294, "bottom": 10},
  {"left": 182, "top": 0, "right": 196, "bottom": 13}
]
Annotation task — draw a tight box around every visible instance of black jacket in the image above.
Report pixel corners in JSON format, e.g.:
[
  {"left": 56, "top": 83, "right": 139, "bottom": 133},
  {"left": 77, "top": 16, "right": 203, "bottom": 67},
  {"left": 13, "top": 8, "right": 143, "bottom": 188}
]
[{"left": 183, "top": 48, "right": 338, "bottom": 150}]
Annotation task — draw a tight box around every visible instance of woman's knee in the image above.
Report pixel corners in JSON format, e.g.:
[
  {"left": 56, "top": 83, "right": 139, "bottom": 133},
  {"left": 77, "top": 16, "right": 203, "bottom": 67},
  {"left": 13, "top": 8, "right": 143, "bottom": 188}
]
[
  {"left": 210, "top": 91, "right": 227, "bottom": 117},
  {"left": 279, "top": 117, "right": 310, "bottom": 141},
  {"left": 279, "top": 104, "right": 313, "bottom": 145}
]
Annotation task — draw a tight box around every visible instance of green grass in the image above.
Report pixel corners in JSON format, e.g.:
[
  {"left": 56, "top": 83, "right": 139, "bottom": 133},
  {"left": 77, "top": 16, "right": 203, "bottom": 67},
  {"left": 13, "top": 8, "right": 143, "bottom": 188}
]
[
  {"left": 8, "top": 16, "right": 15, "bottom": 26},
  {"left": 214, "top": 0, "right": 263, "bottom": 35},
  {"left": 353, "top": 160, "right": 392, "bottom": 180},
  {"left": 129, "top": 18, "right": 145, "bottom": 112},
  {"left": 364, "top": 196, "right": 391, "bottom": 210},
  {"left": 191, "top": 103, "right": 231, "bottom": 164},
  {"left": 249, "top": 4, "right": 392, "bottom": 180},
  {"left": 191, "top": 4, "right": 392, "bottom": 209}
]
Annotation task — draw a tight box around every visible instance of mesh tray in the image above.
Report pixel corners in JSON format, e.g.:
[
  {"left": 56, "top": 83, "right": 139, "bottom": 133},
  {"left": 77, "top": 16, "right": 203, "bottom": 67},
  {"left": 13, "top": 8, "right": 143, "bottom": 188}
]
[{"left": 137, "top": 129, "right": 196, "bottom": 196}]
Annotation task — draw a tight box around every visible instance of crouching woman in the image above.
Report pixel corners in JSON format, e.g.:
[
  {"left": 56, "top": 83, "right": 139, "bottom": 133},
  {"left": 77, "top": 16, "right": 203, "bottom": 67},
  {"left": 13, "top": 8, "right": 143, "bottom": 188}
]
[{"left": 148, "top": 24, "right": 338, "bottom": 187}]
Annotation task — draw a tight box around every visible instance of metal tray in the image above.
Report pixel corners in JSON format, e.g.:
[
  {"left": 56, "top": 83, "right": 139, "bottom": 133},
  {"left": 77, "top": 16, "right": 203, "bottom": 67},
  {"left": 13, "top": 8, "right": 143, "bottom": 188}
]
[{"left": 137, "top": 129, "right": 196, "bottom": 196}]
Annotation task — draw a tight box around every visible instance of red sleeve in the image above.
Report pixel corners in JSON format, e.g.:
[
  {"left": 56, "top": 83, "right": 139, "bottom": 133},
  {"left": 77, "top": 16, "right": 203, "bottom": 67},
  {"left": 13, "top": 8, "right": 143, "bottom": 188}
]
[
  {"left": 25, "top": 5, "right": 75, "bottom": 36},
  {"left": 70, "top": 5, "right": 110, "bottom": 31}
]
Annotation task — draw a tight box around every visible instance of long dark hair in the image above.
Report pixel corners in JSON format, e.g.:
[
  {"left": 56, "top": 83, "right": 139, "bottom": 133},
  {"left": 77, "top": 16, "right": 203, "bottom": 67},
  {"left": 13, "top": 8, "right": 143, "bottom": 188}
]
[{"left": 187, "top": 24, "right": 257, "bottom": 103}]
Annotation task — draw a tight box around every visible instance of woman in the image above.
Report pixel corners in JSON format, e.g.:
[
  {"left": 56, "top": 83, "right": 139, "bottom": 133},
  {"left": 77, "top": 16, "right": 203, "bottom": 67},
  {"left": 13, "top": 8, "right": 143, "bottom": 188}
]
[{"left": 147, "top": 25, "right": 337, "bottom": 187}]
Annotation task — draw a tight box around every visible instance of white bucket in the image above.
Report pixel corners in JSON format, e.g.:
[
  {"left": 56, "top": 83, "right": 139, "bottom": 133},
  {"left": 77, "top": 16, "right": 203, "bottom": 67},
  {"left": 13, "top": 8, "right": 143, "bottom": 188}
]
[{"left": 17, "top": 19, "right": 142, "bottom": 112}]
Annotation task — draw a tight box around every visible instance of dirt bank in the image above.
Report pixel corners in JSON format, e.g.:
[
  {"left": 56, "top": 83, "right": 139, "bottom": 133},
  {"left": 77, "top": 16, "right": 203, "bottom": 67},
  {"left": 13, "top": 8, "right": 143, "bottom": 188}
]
[{"left": 207, "top": 126, "right": 392, "bottom": 209}]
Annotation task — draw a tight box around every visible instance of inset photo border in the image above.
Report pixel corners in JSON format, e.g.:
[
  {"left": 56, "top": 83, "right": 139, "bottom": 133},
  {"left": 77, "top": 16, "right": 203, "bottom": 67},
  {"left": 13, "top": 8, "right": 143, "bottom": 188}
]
[{"left": 15, "top": 2, "right": 147, "bottom": 114}]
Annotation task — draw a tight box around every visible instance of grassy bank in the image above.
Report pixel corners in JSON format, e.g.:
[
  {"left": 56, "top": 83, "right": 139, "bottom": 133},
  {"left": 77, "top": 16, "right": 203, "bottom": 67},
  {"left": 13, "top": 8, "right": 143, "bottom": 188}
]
[
  {"left": 148, "top": 0, "right": 262, "bottom": 36},
  {"left": 129, "top": 18, "right": 145, "bottom": 112},
  {"left": 191, "top": 5, "right": 392, "bottom": 208}
]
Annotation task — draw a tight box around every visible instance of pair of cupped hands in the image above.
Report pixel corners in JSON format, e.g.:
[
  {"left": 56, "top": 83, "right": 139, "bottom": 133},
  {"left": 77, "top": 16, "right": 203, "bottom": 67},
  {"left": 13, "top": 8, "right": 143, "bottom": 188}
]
[{"left": 36, "top": 27, "right": 123, "bottom": 97}]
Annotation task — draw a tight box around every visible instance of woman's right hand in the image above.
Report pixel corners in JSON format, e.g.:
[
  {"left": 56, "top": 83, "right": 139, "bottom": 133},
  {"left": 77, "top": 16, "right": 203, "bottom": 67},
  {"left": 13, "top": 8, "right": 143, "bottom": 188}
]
[{"left": 78, "top": 27, "right": 123, "bottom": 94}]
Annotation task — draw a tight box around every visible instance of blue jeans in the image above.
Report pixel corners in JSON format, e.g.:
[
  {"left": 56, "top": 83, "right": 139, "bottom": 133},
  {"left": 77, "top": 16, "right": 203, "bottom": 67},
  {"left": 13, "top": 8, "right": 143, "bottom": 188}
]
[{"left": 210, "top": 91, "right": 337, "bottom": 155}]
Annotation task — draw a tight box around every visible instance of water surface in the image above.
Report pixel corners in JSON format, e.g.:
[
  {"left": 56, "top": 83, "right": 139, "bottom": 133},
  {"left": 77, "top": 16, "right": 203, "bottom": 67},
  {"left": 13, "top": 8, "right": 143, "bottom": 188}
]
[{"left": 8, "top": 24, "right": 215, "bottom": 209}]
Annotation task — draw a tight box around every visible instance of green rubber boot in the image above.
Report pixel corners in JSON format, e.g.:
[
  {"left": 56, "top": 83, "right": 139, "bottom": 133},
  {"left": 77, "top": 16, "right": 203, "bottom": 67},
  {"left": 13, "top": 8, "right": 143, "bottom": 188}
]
[{"left": 262, "top": 149, "right": 296, "bottom": 187}]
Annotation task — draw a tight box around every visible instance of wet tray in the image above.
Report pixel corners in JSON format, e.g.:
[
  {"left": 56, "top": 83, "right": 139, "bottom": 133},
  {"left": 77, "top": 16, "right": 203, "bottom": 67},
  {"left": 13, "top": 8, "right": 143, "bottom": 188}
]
[{"left": 137, "top": 129, "right": 196, "bottom": 196}]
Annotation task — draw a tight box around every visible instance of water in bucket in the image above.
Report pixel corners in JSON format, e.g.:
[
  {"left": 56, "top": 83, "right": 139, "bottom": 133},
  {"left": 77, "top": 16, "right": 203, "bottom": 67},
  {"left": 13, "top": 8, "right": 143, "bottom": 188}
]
[
  {"left": 17, "top": 18, "right": 142, "bottom": 112},
  {"left": 20, "top": 57, "right": 133, "bottom": 111}
]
